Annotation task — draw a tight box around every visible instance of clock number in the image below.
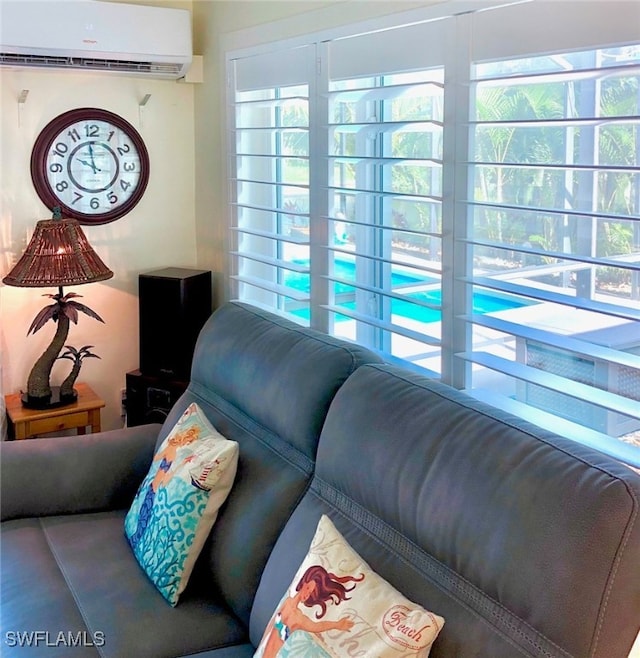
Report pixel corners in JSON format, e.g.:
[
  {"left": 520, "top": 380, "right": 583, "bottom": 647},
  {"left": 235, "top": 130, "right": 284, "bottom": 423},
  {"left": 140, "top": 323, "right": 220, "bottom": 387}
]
[
  {"left": 67, "top": 128, "right": 81, "bottom": 143},
  {"left": 123, "top": 161, "right": 136, "bottom": 172},
  {"left": 107, "top": 130, "right": 115, "bottom": 142},
  {"left": 117, "top": 144, "right": 130, "bottom": 156},
  {"left": 56, "top": 181, "right": 69, "bottom": 193},
  {"left": 49, "top": 162, "right": 63, "bottom": 173},
  {"left": 72, "top": 192, "right": 83, "bottom": 205},
  {"left": 120, "top": 179, "right": 132, "bottom": 192},
  {"left": 90, "top": 198, "right": 100, "bottom": 210},
  {"left": 52, "top": 142, "right": 68, "bottom": 158},
  {"left": 85, "top": 124, "right": 100, "bottom": 138},
  {"left": 107, "top": 192, "right": 118, "bottom": 205}
]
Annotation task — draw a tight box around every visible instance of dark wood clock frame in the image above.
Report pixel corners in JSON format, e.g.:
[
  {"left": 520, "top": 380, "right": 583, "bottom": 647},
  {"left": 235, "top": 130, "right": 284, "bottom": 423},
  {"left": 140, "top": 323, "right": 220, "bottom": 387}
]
[{"left": 30, "top": 108, "right": 150, "bottom": 225}]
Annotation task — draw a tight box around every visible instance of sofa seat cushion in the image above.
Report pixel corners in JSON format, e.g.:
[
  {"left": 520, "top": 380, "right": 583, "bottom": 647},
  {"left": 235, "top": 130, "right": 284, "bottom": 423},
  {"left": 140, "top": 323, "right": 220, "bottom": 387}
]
[{"left": 1, "top": 511, "right": 247, "bottom": 658}]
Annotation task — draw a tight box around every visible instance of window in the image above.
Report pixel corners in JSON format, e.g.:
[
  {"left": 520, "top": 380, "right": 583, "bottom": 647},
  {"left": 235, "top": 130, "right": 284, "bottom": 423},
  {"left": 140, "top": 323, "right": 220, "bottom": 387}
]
[{"left": 227, "top": 1, "right": 640, "bottom": 466}]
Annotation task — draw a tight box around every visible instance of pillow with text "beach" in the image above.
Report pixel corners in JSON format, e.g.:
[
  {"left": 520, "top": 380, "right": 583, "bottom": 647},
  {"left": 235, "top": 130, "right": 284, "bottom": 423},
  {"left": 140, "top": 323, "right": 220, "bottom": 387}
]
[{"left": 254, "top": 515, "right": 445, "bottom": 658}]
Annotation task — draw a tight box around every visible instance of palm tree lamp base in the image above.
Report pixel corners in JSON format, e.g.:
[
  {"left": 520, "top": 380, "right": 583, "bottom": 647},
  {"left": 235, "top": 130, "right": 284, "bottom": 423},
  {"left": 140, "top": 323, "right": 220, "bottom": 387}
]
[
  {"left": 2, "top": 213, "right": 113, "bottom": 412},
  {"left": 21, "top": 386, "right": 78, "bottom": 410}
]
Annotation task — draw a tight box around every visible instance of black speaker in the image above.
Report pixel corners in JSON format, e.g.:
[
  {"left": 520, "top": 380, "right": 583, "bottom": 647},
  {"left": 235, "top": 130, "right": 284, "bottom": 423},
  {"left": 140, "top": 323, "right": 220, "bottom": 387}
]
[
  {"left": 139, "top": 267, "right": 212, "bottom": 380},
  {"left": 126, "top": 370, "right": 188, "bottom": 427}
]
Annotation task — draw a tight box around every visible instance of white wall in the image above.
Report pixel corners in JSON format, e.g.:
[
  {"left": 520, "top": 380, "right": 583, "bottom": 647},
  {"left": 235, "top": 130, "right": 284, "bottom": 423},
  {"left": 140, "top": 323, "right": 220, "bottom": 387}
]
[{"left": 0, "top": 68, "right": 196, "bottom": 433}]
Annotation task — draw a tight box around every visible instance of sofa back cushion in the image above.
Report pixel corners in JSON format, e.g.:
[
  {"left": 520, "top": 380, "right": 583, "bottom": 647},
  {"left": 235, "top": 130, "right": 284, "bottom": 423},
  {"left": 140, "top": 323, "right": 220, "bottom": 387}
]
[
  {"left": 251, "top": 363, "right": 640, "bottom": 658},
  {"left": 155, "top": 302, "right": 381, "bottom": 623}
]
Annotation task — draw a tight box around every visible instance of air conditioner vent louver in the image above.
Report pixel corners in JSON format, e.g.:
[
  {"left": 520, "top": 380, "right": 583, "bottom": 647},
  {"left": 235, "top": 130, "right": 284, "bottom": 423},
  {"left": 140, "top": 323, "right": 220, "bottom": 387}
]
[{"left": 0, "top": 53, "right": 183, "bottom": 76}]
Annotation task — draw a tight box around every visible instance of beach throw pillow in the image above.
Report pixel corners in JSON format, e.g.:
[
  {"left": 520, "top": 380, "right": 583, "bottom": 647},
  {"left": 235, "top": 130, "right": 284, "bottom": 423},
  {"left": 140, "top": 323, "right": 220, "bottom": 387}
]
[
  {"left": 124, "top": 402, "right": 239, "bottom": 606},
  {"left": 254, "top": 515, "right": 445, "bottom": 658}
]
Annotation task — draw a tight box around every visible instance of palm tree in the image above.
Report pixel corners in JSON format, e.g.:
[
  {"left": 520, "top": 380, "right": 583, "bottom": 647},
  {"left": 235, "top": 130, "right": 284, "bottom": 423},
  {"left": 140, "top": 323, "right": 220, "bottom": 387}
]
[
  {"left": 57, "top": 345, "right": 101, "bottom": 399},
  {"left": 26, "top": 288, "right": 104, "bottom": 403}
]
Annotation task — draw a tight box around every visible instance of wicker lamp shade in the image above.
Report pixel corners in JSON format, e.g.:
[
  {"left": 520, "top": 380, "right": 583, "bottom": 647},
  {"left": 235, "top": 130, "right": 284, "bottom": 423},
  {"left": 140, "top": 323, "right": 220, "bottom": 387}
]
[{"left": 3, "top": 217, "right": 113, "bottom": 288}]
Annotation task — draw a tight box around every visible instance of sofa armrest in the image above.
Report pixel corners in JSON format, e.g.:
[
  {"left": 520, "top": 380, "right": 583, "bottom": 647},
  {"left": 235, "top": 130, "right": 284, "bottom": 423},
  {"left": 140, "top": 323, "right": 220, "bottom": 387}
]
[{"left": 1, "top": 424, "right": 161, "bottom": 521}]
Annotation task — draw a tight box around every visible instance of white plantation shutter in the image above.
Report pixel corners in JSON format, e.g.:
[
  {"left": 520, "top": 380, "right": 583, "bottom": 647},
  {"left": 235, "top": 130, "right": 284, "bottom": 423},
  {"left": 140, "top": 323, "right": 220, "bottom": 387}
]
[
  {"left": 229, "top": 45, "right": 314, "bottom": 318},
  {"left": 458, "top": 1, "right": 640, "bottom": 465},
  {"left": 226, "top": 1, "right": 640, "bottom": 467},
  {"left": 321, "top": 17, "right": 448, "bottom": 371}
]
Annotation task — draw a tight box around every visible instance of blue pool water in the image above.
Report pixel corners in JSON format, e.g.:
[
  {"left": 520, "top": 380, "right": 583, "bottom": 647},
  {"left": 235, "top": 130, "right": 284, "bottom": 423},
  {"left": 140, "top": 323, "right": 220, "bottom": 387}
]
[
  {"left": 286, "top": 258, "right": 529, "bottom": 323},
  {"left": 286, "top": 259, "right": 435, "bottom": 295}
]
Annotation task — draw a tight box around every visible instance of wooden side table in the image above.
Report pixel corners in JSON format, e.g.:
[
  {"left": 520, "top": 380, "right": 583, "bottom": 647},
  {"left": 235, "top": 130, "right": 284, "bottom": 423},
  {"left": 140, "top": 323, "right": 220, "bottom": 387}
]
[{"left": 4, "top": 382, "right": 105, "bottom": 440}]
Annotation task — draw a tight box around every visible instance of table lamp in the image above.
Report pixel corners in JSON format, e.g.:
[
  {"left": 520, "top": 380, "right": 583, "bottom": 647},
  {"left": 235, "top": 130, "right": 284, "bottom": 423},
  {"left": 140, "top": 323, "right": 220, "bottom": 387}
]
[{"left": 2, "top": 209, "right": 113, "bottom": 408}]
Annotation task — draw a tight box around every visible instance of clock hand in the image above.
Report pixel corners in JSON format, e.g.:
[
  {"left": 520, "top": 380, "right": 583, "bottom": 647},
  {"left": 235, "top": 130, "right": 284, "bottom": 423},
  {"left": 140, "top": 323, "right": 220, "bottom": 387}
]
[
  {"left": 78, "top": 158, "right": 101, "bottom": 174},
  {"left": 87, "top": 143, "right": 101, "bottom": 171}
]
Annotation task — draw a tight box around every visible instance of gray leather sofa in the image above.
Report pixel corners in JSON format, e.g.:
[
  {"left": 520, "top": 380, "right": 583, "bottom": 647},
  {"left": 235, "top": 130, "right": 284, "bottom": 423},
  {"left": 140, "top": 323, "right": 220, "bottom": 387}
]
[{"left": 2, "top": 301, "right": 639, "bottom": 657}]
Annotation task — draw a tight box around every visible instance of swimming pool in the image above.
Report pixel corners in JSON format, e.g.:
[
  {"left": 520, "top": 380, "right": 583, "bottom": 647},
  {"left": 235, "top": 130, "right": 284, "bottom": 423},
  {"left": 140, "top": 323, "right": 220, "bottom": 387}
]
[
  {"left": 286, "top": 258, "right": 531, "bottom": 323},
  {"left": 286, "top": 259, "right": 436, "bottom": 294}
]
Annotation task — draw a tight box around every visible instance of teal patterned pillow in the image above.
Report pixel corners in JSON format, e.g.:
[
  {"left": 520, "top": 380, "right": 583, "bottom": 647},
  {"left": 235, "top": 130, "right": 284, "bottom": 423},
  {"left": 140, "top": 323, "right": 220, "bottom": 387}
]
[{"left": 124, "top": 403, "right": 239, "bottom": 606}]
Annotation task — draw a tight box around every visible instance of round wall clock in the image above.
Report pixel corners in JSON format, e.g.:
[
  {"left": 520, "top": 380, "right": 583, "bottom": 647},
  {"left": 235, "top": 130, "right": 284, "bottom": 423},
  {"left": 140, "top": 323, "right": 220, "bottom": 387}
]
[{"left": 30, "top": 108, "right": 150, "bottom": 225}]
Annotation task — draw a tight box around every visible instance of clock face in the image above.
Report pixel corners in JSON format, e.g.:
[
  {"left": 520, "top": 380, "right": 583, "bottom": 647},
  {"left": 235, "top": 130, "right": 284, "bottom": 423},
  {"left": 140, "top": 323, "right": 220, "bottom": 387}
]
[{"left": 31, "top": 108, "right": 150, "bottom": 225}]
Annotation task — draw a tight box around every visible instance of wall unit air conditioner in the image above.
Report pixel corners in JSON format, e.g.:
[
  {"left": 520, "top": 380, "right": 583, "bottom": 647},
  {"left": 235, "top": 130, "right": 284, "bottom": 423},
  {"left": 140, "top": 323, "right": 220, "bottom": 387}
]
[{"left": 0, "top": 0, "right": 192, "bottom": 80}]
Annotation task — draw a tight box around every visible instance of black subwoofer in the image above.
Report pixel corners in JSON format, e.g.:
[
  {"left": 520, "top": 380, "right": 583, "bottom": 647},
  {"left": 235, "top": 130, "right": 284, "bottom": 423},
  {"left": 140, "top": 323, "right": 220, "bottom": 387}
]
[
  {"left": 138, "top": 267, "right": 212, "bottom": 380},
  {"left": 125, "top": 370, "right": 189, "bottom": 427}
]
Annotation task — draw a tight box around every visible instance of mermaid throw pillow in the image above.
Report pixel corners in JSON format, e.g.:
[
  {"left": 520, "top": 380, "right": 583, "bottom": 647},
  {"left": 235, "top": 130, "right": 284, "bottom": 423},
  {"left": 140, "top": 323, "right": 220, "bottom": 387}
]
[
  {"left": 254, "top": 515, "right": 445, "bottom": 658},
  {"left": 124, "top": 402, "right": 239, "bottom": 606}
]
